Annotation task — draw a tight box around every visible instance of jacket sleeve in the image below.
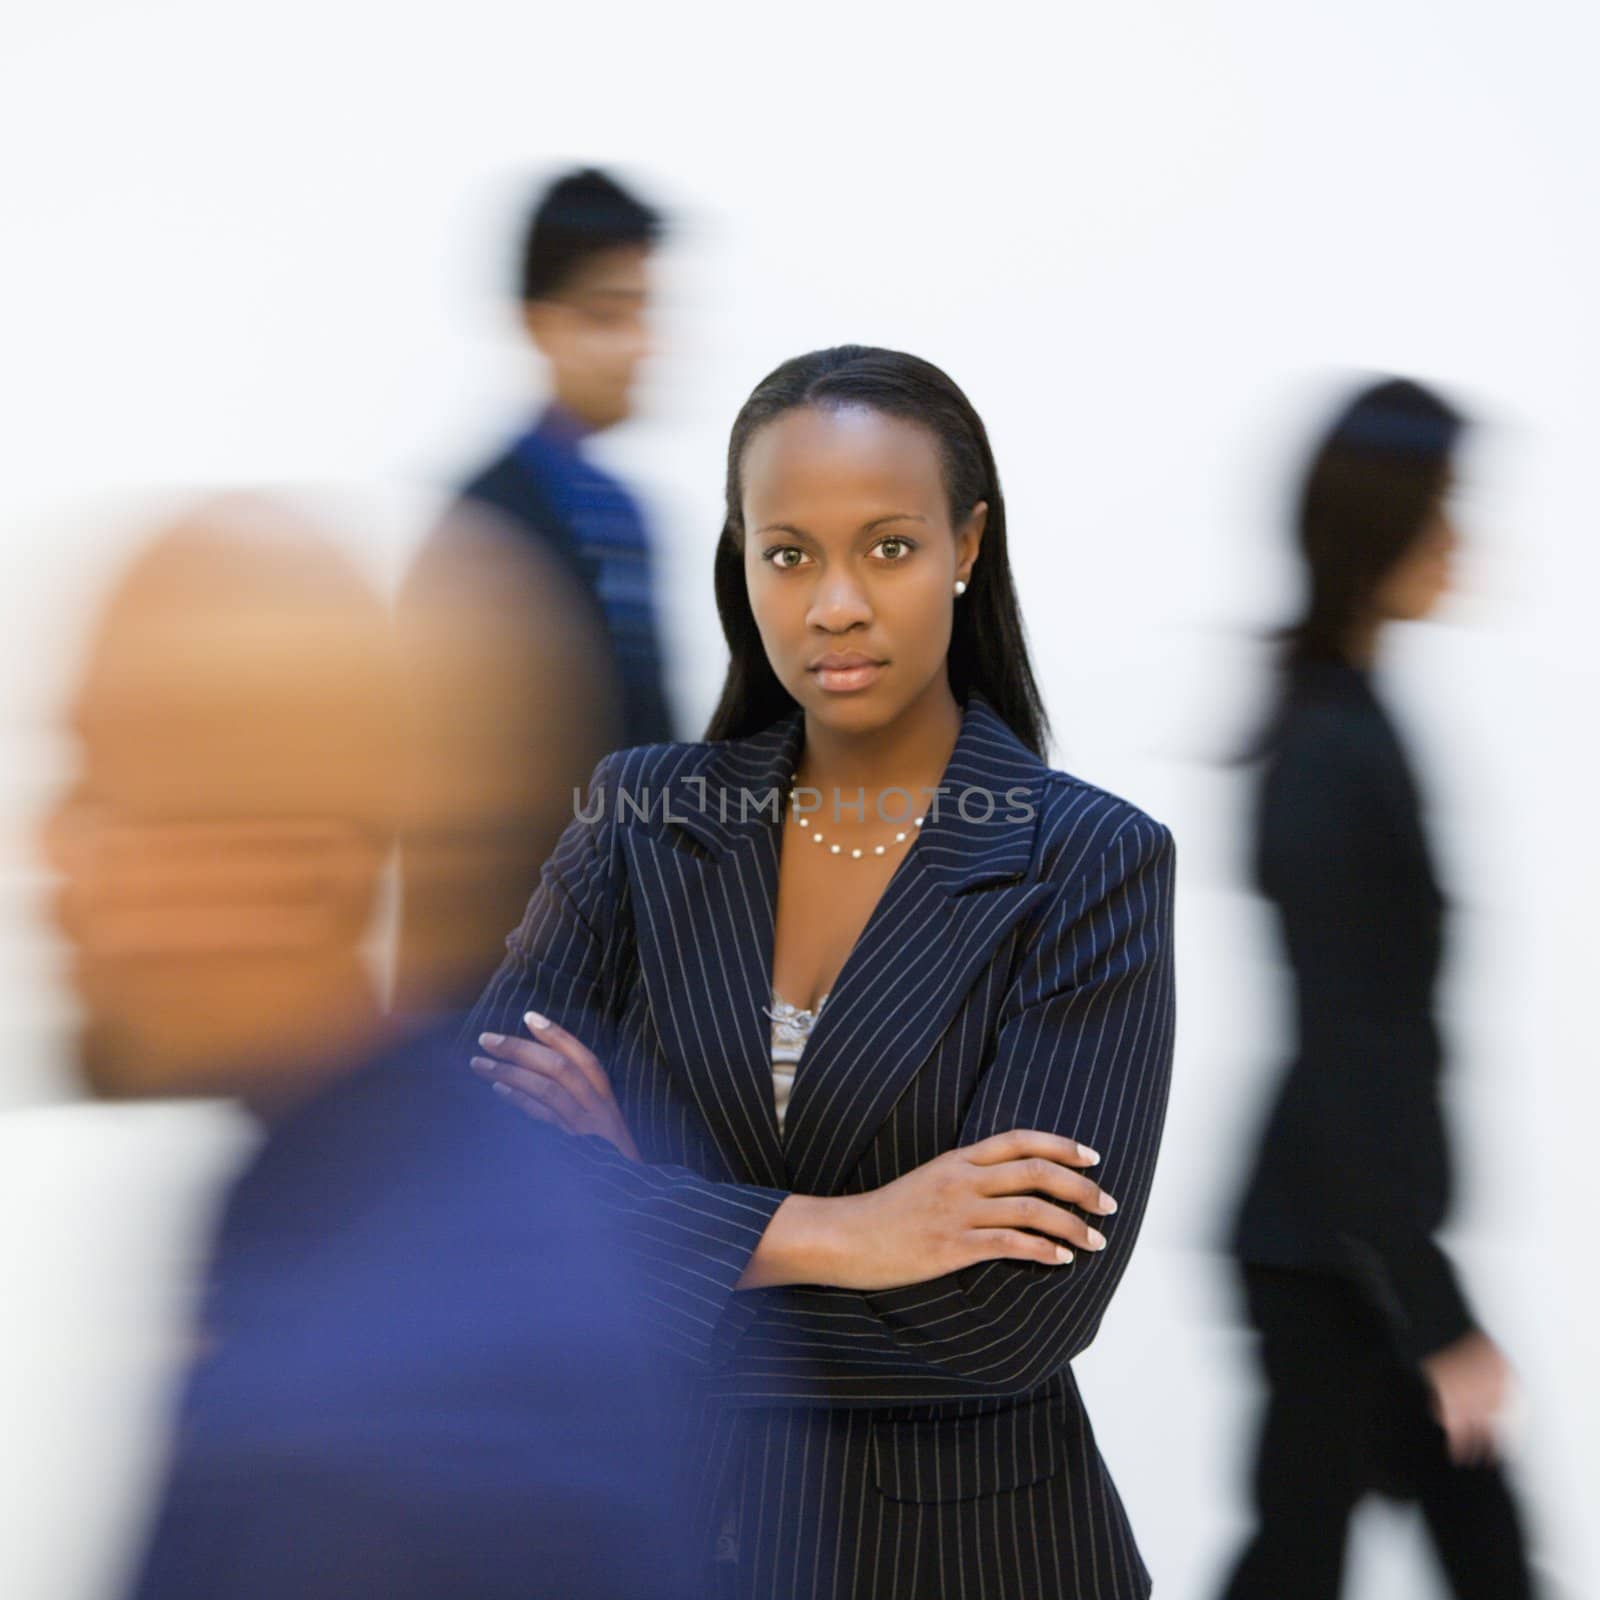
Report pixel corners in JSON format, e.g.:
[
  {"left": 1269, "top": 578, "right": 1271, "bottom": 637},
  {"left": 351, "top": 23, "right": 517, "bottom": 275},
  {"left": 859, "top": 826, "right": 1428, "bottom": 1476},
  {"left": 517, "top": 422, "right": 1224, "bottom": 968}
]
[
  {"left": 462, "top": 751, "right": 790, "bottom": 1369},
  {"left": 707, "top": 810, "right": 1178, "bottom": 1405},
  {"left": 1261, "top": 723, "right": 1475, "bottom": 1362}
]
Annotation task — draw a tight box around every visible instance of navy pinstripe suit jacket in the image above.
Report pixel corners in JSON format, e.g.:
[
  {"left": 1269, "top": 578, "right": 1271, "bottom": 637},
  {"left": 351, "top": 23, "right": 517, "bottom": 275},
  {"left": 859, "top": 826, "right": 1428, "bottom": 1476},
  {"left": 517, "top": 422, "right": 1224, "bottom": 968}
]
[{"left": 465, "top": 688, "right": 1177, "bottom": 1599}]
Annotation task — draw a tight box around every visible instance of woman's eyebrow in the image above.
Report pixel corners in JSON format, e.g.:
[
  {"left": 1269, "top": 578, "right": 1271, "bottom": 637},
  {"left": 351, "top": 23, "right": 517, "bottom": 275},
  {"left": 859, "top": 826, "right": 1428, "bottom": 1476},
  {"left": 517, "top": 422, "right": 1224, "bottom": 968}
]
[{"left": 754, "top": 513, "right": 928, "bottom": 540}]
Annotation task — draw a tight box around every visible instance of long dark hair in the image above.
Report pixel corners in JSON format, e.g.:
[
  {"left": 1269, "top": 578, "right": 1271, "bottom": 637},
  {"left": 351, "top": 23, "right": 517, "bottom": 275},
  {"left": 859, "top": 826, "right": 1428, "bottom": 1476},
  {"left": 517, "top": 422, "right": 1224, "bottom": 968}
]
[
  {"left": 1248, "top": 375, "right": 1467, "bottom": 754},
  {"left": 703, "top": 345, "right": 1051, "bottom": 757},
  {"left": 1286, "top": 376, "right": 1465, "bottom": 668}
]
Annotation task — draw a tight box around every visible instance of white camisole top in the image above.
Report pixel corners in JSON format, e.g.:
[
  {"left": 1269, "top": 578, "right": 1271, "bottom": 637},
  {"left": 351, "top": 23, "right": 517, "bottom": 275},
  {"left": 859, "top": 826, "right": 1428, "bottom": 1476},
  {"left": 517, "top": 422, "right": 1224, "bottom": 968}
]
[{"left": 764, "top": 986, "right": 829, "bottom": 1133}]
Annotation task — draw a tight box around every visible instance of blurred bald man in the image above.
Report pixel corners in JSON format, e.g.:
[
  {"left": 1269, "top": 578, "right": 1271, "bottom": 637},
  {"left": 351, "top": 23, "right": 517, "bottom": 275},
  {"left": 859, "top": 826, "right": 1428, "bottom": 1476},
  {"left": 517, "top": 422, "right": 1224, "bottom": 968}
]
[
  {"left": 46, "top": 501, "right": 398, "bottom": 1107},
  {"left": 45, "top": 500, "right": 693, "bottom": 1600}
]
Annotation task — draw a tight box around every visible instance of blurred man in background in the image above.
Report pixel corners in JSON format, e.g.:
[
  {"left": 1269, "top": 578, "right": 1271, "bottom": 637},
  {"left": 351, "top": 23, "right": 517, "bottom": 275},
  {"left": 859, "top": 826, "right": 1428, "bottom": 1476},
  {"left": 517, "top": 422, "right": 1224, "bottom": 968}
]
[
  {"left": 394, "top": 165, "right": 679, "bottom": 1012},
  {"left": 46, "top": 500, "right": 694, "bottom": 1599}
]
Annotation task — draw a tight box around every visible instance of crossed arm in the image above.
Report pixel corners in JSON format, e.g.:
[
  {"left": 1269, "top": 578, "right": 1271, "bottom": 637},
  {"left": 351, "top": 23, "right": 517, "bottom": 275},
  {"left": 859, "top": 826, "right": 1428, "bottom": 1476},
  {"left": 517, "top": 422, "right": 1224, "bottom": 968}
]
[{"left": 465, "top": 752, "right": 1177, "bottom": 1399}]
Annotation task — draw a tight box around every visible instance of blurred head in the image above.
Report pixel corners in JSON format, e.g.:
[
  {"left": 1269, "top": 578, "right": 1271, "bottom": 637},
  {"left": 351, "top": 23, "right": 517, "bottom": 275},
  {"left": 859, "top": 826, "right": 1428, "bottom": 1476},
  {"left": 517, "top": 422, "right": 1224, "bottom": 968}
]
[
  {"left": 42, "top": 500, "right": 399, "bottom": 1104},
  {"left": 518, "top": 167, "right": 662, "bottom": 431},
  {"left": 393, "top": 502, "right": 623, "bottom": 1012},
  {"left": 705, "top": 345, "right": 1050, "bottom": 756},
  {"left": 1289, "top": 376, "right": 1468, "bottom": 664}
]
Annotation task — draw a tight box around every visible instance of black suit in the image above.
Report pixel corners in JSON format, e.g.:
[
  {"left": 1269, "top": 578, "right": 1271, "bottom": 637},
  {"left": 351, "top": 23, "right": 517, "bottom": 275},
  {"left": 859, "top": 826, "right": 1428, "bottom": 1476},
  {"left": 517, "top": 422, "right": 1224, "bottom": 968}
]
[
  {"left": 466, "top": 690, "right": 1178, "bottom": 1599},
  {"left": 1221, "top": 656, "right": 1535, "bottom": 1599},
  {"left": 1230, "top": 654, "right": 1469, "bottom": 1356}
]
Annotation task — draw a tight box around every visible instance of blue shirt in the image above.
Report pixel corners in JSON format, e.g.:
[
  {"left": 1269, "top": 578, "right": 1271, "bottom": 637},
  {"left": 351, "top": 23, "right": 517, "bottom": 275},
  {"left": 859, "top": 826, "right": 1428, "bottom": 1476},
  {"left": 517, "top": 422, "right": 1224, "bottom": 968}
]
[
  {"left": 125, "top": 1019, "right": 699, "bottom": 1599},
  {"left": 513, "top": 404, "right": 677, "bottom": 747}
]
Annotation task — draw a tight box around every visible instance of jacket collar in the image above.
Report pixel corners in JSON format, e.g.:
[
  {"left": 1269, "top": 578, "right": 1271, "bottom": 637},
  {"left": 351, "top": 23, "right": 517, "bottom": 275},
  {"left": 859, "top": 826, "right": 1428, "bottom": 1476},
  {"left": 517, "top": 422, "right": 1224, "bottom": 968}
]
[
  {"left": 658, "top": 688, "right": 1050, "bottom": 893},
  {"left": 619, "top": 690, "right": 1058, "bottom": 1191}
]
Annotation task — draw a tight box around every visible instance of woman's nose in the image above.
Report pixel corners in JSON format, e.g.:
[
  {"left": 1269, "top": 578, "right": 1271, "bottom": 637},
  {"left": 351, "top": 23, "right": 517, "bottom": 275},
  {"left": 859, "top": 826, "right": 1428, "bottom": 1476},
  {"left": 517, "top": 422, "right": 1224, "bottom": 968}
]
[{"left": 806, "top": 569, "right": 872, "bottom": 631}]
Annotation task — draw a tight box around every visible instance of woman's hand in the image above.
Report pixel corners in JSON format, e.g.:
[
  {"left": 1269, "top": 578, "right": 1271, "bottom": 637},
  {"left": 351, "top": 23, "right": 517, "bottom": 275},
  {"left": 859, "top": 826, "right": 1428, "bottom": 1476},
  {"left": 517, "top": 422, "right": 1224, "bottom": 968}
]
[
  {"left": 739, "top": 1129, "right": 1117, "bottom": 1292},
  {"left": 471, "top": 1011, "right": 641, "bottom": 1162},
  {"left": 1422, "top": 1330, "right": 1513, "bottom": 1465}
]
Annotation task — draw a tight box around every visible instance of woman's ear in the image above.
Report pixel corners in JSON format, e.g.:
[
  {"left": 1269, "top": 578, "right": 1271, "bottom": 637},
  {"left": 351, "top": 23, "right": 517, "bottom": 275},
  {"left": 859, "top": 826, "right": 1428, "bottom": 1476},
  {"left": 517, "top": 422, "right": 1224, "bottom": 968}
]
[{"left": 957, "top": 501, "right": 988, "bottom": 581}]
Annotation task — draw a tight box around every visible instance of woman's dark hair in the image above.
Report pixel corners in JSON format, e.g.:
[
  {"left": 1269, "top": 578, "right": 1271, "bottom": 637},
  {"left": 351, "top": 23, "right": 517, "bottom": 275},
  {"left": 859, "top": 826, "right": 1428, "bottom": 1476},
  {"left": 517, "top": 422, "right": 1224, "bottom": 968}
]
[
  {"left": 1284, "top": 375, "right": 1466, "bottom": 669},
  {"left": 703, "top": 345, "right": 1051, "bottom": 757},
  {"left": 518, "top": 167, "right": 662, "bottom": 302},
  {"left": 1243, "top": 375, "right": 1468, "bottom": 758}
]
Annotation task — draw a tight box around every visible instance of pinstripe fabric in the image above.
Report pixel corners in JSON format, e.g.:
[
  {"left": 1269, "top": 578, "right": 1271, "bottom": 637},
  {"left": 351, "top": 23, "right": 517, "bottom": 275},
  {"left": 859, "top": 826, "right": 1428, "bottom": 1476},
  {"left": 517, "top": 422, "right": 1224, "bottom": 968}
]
[{"left": 464, "top": 689, "right": 1177, "bottom": 1598}]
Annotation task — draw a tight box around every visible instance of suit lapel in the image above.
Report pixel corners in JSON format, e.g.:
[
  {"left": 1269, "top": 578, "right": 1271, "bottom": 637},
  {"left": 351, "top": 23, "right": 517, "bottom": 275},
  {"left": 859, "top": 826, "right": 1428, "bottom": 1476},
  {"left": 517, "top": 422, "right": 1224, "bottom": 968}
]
[
  {"left": 625, "top": 691, "right": 1052, "bottom": 1194},
  {"left": 621, "top": 711, "right": 804, "bottom": 1190},
  {"left": 779, "top": 695, "right": 1053, "bottom": 1193}
]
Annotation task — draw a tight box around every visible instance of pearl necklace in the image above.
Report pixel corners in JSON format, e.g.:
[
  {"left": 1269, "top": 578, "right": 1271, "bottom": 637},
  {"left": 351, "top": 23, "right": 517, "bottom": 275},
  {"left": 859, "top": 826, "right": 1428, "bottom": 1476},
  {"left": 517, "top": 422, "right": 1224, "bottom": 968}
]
[{"left": 786, "top": 787, "right": 926, "bottom": 861}]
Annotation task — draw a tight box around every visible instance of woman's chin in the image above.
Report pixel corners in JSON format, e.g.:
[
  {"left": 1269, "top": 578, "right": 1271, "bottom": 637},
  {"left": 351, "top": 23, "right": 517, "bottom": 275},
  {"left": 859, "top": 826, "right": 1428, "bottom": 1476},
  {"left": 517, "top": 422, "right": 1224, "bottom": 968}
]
[{"left": 795, "top": 682, "right": 898, "bottom": 732}]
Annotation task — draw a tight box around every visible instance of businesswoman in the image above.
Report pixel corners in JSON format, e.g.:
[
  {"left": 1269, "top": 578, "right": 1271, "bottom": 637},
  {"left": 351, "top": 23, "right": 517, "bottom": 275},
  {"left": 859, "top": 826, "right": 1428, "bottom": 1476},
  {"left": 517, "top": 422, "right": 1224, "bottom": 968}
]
[
  {"left": 468, "top": 346, "right": 1177, "bottom": 1600},
  {"left": 1219, "top": 379, "right": 1536, "bottom": 1599}
]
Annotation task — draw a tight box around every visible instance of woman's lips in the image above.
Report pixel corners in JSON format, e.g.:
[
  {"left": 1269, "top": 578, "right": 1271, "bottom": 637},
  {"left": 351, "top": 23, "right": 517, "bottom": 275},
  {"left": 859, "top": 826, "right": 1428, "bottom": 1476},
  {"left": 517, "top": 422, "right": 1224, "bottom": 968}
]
[{"left": 812, "top": 661, "right": 884, "bottom": 693}]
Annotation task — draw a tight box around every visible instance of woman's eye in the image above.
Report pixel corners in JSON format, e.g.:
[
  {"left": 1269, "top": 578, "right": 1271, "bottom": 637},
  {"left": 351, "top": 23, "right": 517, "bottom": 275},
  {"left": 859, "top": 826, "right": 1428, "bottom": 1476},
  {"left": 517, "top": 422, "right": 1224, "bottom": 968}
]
[{"left": 761, "top": 540, "right": 913, "bottom": 569}]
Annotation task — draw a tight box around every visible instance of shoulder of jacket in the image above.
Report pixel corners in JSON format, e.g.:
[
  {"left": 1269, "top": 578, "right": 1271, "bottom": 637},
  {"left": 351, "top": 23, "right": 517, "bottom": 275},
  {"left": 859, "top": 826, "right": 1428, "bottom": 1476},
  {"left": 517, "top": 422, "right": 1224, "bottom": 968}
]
[
  {"left": 458, "top": 448, "right": 570, "bottom": 532},
  {"left": 459, "top": 445, "right": 528, "bottom": 503},
  {"left": 596, "top": 738, "right": 723, "bottom": 795},
  {"left": 1270, "top": 698, "right": 1394, "bottom": 782},
  {"left": 1031, "top": 770, "right": 1173, "bottom": 871}
]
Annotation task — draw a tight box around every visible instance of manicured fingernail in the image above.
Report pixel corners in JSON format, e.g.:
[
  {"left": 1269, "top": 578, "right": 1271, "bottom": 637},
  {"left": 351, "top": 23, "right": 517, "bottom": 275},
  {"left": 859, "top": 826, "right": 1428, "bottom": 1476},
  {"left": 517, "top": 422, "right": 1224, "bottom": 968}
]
[
  {"left": 525, "top": 1011, "right": 550, "bottom": 1031},
  {"left": 1055, "top": 1246, "right": 1075, "bottom": 1265},
  {"left": 1078, "top": 1145, "right": 1100, "bottom": 1164},
  {"left": 492, "top": 1082, "right": 514, "bottom": 1098},
  {"left": 1087, "top": 1229, "right": 1107, "bottom": 1251},
  {"left": 1101, "top": 1195, "right": 1118, "bottom": 1214},
  {"left": 479, "top": 1033, "right": 504, "bottom": 1049},
  {"left": 470, "top": 1056, "right": 496, "bottom": 1076}
]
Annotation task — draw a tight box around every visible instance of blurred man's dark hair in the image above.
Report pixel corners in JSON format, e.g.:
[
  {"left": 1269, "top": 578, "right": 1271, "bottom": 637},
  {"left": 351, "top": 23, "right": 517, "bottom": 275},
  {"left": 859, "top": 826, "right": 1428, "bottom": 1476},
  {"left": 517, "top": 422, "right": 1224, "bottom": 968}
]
[{"left": 518, "top": 167, "right": 664, "bottom": 303}]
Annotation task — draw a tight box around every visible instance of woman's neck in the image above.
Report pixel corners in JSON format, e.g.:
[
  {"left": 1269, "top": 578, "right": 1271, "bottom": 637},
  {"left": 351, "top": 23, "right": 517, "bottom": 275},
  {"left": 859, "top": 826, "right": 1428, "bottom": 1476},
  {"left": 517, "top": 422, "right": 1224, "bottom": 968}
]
[
  {"left": 792, "top": 679, "right": 964, "bottom": 809},
  {"left": 1342, "top": 616, "right": 1382, "bottom": 670}
]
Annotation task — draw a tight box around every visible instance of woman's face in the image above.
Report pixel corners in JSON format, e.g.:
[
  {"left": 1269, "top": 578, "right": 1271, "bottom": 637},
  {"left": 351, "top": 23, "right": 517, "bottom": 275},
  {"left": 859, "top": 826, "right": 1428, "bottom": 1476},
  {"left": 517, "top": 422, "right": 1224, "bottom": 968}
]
[
  {"left": 740, "top": 404, "right": 984, "bottom": 734},
  {"left": 1373, "top": 498, "right": 1459, "bottom": 623}
]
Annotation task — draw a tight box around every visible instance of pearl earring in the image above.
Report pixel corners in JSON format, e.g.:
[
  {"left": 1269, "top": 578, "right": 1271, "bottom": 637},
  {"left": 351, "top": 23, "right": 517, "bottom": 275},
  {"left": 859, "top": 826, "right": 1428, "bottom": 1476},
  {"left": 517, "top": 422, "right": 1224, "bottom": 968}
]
[{"left": 953, "top": 579, "right": 967, "bottom": 597}]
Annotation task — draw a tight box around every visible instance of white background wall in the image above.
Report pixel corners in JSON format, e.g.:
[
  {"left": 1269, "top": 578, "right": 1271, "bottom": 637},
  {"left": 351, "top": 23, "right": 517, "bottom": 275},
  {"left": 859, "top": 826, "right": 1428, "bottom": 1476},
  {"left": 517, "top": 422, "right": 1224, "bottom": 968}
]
[{"left": 1, "top": 4, "right": 1596, "bottom": 1595}]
